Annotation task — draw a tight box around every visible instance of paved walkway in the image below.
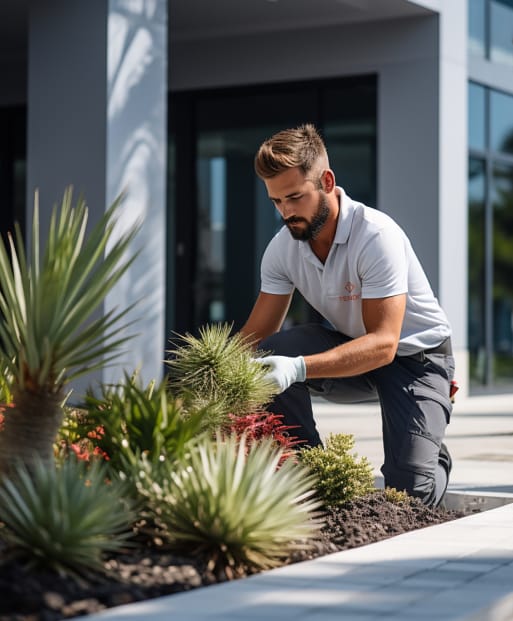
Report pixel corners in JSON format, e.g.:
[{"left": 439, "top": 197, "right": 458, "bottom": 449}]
[{"left": 79, "top": 394, "right": 513, "bottom": 621}]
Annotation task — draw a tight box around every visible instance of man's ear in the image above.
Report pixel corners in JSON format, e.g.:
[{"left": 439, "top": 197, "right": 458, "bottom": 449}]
[{"left": 322, "top": 169, "right": 336, "bottom": 193}]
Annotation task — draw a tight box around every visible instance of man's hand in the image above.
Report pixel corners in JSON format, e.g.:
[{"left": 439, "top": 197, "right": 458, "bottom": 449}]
[{"left": 255, "top": 355, "right": 306, "bottom": 394}]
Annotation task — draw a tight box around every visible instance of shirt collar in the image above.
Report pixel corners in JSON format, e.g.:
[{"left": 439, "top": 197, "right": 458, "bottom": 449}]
[{"left": 333, "top": 187, "right": 355, "bottom": 245}]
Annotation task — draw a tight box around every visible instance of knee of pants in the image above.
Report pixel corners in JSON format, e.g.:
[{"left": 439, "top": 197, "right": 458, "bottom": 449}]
[
  {"left": 260, "top": 324, "right": 341, "bottom": 358},
  {"left": 383, "top": 466, "right": 436, "bottom": 506},
  {"left": 260, "top": 329, "right": 303, "bottom": 357}
]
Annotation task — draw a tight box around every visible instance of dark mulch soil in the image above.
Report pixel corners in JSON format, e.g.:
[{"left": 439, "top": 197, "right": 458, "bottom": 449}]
[{"left": 0, "top": 491, "right": 464, "bottom": 621}]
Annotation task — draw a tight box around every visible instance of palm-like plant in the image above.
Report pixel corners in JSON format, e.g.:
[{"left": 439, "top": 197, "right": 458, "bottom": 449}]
[{"left": 0, "top": 188, "right": 139, "bottom": 475}]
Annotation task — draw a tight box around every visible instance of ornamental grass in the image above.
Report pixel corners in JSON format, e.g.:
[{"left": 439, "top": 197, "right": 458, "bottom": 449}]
[{"left": 139, "top": 433, "right": 323, "bottom": 578}]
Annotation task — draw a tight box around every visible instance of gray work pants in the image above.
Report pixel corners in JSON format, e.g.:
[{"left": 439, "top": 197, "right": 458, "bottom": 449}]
[{"left": 260, "top": 324, "right": 455, "bottom": 507}]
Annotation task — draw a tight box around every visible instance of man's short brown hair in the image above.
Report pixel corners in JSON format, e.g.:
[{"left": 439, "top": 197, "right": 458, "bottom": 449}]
[{"left": 254, "top": 124, "right": 328, "bottom": 180}]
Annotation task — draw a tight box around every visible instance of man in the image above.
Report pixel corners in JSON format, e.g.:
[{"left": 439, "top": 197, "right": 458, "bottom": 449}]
[{"left": 241, "top": 124, "right": 455, "bottom": 507}]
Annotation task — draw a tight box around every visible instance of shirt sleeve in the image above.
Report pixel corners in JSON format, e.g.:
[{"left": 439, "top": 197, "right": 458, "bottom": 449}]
[
  {"left": 357, "top": 223, "right": 408, "bottom": 299},
  {"left": 260, "top": 235, "right": 295, "bottom": 295}
]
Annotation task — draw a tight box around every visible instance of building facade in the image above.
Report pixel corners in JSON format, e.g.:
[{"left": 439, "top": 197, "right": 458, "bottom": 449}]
[{"left": 0, "top": 0, "right": 511, "bottom": 397}]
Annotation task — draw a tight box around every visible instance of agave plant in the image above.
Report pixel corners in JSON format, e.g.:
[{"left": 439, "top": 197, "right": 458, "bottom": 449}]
[
  {"left": 140, "top": 433, "right": 323, "bottom": 577},
  {"left": 61, "top": 372, "right": 205, "bottom": 483},
  {"left": 0, "top": 457, "right": 134, "bottom": 578},
  {"left": 0, "top": 188, "right": 139, "bottom": 475},
  {"left": 166, "top": 323, "right": 277, "bottom": 429}
]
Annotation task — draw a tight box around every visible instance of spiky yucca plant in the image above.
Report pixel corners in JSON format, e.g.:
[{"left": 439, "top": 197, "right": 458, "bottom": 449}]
[
  {"left": 140, "top": 434, "right": 323, "bottom": 577},
  {"left": 0, "top": 188, "right": 139, "bottom": 475},
  {"left": 166, "top": 323, "right": 276, "bottom": 429},
  {"left": 0, "top": 458, "right": 133, "bottom": 578}
]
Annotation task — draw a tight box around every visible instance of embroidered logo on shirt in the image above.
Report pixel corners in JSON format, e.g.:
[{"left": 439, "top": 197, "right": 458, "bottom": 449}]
[{"left": 339, "top": 281, "right": 361, "bottom": 301}]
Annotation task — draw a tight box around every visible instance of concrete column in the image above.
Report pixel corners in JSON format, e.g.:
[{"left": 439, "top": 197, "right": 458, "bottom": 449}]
[
  {"left": 26, "top": 0, "right": 167, "bottom": 395},
  {"left": 438, "top": 0, "right": 469, "bottom": 396}
]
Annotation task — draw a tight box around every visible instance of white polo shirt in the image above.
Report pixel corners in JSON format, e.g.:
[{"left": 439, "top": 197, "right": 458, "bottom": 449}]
[{"left": 260, "top": 188, "right": 451, "bottom": 356}]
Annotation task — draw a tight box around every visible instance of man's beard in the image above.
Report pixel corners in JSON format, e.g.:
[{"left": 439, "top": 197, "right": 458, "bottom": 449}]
[{"left": 283, "top": 193, "right": 330, "bottom": 241}]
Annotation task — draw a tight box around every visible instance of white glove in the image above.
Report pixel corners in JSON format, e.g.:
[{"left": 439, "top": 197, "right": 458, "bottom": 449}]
[{"left": 256, "top": 355, "right": 306, "bottom": 394}]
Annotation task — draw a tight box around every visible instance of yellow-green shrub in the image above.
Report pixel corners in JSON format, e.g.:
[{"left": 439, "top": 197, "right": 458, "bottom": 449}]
[{"left": 299, "top": 433, "right": 375, "bottom": 507}]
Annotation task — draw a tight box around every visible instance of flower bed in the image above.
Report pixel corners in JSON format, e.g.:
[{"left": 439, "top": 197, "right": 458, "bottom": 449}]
[{"left": 0, "top": 490, "right": 459, "bottom": 621}]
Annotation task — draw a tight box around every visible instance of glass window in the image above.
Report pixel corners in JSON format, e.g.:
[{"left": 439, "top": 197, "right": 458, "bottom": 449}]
[
  {"left": 490, "top": 89, "right": 513, "bottom": 155},
  {"left": 467, "top": 79, "right": 513, "bottom": 391},
  {"left": 468, "top": 157, "right": 487, "bottom": 385},
  {"left": 323, "top": 80, "right": 377, "bottom": 207},
  {"left": 469, "top": 82, "right": 487, "bottom": 152},
  {"left": 492, "top": 162, "right": 513, "bottom": 385},
  {"left": 0, "top": 106, "right": 26, "bottom": 244},
  {"left": 490, "top": 0, "right": 513, "bottom": 66},
  {"left": 194, "top": 83, "right": 319, "bottom": 329},
  {"left": 469, "top": 0, "right": 486, "bottom": 57}
]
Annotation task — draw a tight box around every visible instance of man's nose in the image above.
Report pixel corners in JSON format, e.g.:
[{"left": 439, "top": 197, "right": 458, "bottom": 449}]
[{"left": 280, "top": 199, "right": 294, "bottom": 219}]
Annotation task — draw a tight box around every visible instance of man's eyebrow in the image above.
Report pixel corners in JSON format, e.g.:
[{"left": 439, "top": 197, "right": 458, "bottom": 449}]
[{"left": 269, "top": 190, "right": 303, "bottom": 201}]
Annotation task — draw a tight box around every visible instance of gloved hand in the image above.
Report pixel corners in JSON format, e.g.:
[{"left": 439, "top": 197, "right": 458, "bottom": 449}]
[{"left": 255, "top": 355, "right": 306, "bottom": 394}]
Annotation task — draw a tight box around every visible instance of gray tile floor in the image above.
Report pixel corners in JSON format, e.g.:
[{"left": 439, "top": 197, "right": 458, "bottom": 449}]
[{"left": 78, "top": 394, "right": 513, "bottom": 621}]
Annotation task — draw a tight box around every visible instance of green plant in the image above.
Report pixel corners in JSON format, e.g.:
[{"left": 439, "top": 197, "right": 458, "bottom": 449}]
[
  {"left": 61, "top": 373, "right": 205, "bottom": 481},
  {"left": 0, "top": 457, "right": 134, "bottom": 578},
  {"left": 383, "top": 487, "right": 413, "bottom": 505},
  {"left": 0, "top": 188, "right": 139, "bottom": 474},
  {"left": 0, "top": 361, "right": 14, "bottom": 405},
  {"left": 140, "top": 433, "right": 323, "bottom": 577},
  {"left": 298, "top": 433, "right": 375, "bottom": 508},
  {"left": 165, "top": 323, "right": 277, "bottom": 428}
]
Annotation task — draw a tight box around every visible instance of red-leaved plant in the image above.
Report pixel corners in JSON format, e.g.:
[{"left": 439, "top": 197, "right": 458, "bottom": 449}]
[
  {"left": 0, "top": 403, "right": 15, "bottom": 433},
  {"left": 67, "top": 427, "right": 110, "bottom": 463},
  {"left": 226, "top": 412, "right": 304, "bottom": 466}
]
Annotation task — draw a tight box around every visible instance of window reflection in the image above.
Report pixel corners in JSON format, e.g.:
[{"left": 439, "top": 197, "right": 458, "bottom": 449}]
[
  {"left": 469, "top": 0, "right": 486, "bottom": 57},
  {"left": 490, "top": 0, "right": 513, "bottom": 66},
  {"left": 196, "top": 154, "right": 226, "bottom": 325},
  {"left": 468, "top": 157, "right": 487, "bottom": 385},
  {"left": 469, "top": 82, "right": 486, "bottom": 152},
  {"left": 468, "top": 79, "right": 513, "bottom": 390},
  {"left": 492, "top": 162, "right": 513, "bottom": 384},
  {"left": 490, "top": 89, "right": 513, "bottom": 155}
]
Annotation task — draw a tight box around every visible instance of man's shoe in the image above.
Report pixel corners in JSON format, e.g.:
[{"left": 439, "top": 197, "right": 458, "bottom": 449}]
[{"left": 436, "top": 442, "right": 452, "bottom": 507}]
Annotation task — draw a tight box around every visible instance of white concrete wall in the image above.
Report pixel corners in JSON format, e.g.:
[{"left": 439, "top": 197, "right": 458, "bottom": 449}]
[
  {"left": 26, "top": 0, "right": 168, "bottom": 396},
  {"left": 104, "top": 0, "right": 168, "bottom": 387}
]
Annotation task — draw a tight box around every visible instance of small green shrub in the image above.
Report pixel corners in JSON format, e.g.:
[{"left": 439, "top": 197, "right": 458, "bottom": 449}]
[
  {"left": 0, "top": 457, "right": 133, "bottom": 578},
  {"left": 139, "top": 433, "right": 323, "bottom": 577},
  {"left": 298, "top": 433, "right": 375, "bottom": 508},
  {"left": 165, "top": 323, "right": 277, "bottom": 428}
]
